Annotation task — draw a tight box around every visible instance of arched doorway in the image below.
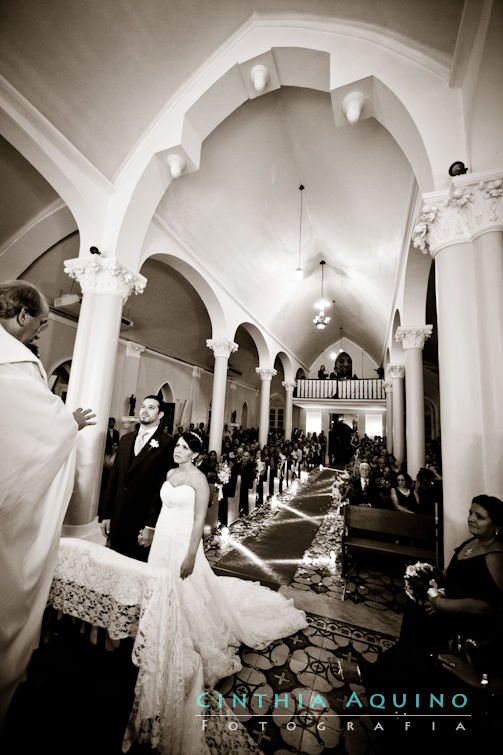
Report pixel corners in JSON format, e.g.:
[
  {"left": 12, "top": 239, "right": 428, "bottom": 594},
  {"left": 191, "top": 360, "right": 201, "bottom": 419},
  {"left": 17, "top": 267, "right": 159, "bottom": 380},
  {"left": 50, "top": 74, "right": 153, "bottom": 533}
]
[
  {"left": 158, "top": 381, "right": 175, "bottom": 435},
  {"left": 49, "top": 360, "right": 72, "bottom": 402},
  {"left": 241, "top": 401, "right": 248, "bottom": 429}
]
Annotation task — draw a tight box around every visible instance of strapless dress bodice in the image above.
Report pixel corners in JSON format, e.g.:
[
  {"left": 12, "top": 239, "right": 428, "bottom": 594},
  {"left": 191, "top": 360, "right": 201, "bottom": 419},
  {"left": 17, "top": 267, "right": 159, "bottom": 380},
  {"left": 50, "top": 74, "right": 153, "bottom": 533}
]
[{"left": 160, "top": 480, "right": 195, "bottom": 510}]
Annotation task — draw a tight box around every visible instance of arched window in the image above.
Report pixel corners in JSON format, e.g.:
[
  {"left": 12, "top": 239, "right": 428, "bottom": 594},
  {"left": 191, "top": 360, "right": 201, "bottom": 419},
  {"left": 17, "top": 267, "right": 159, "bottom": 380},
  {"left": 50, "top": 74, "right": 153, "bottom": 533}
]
[{"left": 335, "top": 352, "right": 352, "bottom": 379}]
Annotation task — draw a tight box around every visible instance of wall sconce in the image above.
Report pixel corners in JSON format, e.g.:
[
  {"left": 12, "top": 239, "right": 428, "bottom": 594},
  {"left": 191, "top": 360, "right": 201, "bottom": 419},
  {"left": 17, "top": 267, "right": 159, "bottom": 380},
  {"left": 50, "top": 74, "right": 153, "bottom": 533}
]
[
  {"left": 342, "top": 91, "right": 365, "bottom": 125},
  {"left": 250, "top": 64, "right": 269, "bottom": 93},
  {"left": 167, "top": 153, "right": 186, "bottom": 179}
]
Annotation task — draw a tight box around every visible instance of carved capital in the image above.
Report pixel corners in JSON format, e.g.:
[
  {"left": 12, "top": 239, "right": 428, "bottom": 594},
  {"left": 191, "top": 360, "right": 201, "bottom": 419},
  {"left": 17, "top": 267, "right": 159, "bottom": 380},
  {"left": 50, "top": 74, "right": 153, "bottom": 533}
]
[
  {"left": 229, "top": 381, "right": 237, "bottom": 390},
  {"left": 384, "top": 380, "right": 393, "bottom": 393},
  {"left": 412, "top": 170, "right": 503, "bottom": 257},
  {"left": 388, "top": 364, "right": 405, "bottom": 380},
  {"left": 396, "top": 325, "right": 433, "bottom": 350},
  {"left": 125, "top": 341, "right": 145, "bottom": 359},
  {"left": 64, "top": 257, "right": 146, "bottom": 301},
  {"left": 192, "top": 366, "right": 203, "bottom": 379},
  {"left": 206, "top": 339, "right": 238, "bottom": 359},
  {"left": 256, "top": 367, "right": 277, "bottom": 382},
  {"left": 282, "top": 381, "right": 296, "bottom": 392}
]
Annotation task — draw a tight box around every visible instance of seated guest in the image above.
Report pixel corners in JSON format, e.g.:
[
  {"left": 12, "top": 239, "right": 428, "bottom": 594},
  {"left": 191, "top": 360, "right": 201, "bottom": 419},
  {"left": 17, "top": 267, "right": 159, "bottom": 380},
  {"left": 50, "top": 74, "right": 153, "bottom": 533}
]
[
  {"left": 317, "top": 364, "right": 328, "bottom": 379},
  {"left": 364, "top": 495, "right": 503, "bottom": 754},
  {"left": 413, "top": 467, "right": 437, "bottom": 516},
  {"left": 348, "top": 462, "right": 381, "bottom": 507},
  {"left": 390, "top": 472, "right": 415, "bottom": 513}
]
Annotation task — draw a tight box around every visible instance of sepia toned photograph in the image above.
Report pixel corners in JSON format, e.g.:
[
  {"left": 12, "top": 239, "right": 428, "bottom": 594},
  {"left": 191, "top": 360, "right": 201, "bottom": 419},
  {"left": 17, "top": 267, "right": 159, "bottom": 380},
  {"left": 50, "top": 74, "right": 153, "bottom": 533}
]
[{"left": 1, "top": 2, "right": 502, "bottom": 754}]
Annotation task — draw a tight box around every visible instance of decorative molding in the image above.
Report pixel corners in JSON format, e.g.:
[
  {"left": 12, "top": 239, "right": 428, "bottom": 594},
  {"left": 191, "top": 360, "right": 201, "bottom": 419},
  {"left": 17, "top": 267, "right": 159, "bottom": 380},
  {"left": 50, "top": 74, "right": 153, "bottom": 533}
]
[
  {"left": 256, "top": 367, "right": 277, "bottom": 381},
  {"left": 206, "top": 339, "right": 238, "bottom": 359},
  {"left": 192, "top": 366, "right": 203, "bottom": 379},
  {"left": 412, "top": 170, "right": 503, "bottom": 256},
  {"left": 282, "top": 381, "right": 296, "bottom": 392},
  {"left": 125, "top": 341, "right": 145, "bottom": 359},
  {"left": 64, "top": 257, "right": 147, "bottom": 301},
  {"left": 388, "top": 364, "right": 405, "bottom": 379},
  {"left": 395, "top": 325, "right": 433, "bottom": 350}
]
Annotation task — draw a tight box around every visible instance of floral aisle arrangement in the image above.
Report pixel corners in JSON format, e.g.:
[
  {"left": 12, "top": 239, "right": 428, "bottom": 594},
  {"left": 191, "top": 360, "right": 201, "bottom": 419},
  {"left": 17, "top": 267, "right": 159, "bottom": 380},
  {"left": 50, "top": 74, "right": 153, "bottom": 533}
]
[
  {"left": 255, "top": 459, "right": 265, "bottom": 483},
  {"left": 330, "top": 471, "right": 351, "bottom": 507},
  {"left": 214, "top": 461, "right": 231, "bottom": 501},
  {"left": 404, "top": 561, "right": 445, "bottom": 604}
]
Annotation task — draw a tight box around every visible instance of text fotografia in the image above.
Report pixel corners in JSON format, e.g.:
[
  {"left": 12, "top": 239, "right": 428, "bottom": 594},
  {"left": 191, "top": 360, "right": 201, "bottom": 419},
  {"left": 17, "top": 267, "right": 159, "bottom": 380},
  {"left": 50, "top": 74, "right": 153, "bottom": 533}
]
[{"left": 197, "top": 691, "right": 469, "bottom": 711}]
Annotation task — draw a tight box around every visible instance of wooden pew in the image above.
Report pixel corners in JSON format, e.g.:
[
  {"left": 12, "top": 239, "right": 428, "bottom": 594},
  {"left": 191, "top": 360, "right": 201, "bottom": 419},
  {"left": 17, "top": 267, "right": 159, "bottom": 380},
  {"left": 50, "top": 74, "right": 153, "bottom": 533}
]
[{"left": 341, "top": 505, "right": 437, "bottom": 578}]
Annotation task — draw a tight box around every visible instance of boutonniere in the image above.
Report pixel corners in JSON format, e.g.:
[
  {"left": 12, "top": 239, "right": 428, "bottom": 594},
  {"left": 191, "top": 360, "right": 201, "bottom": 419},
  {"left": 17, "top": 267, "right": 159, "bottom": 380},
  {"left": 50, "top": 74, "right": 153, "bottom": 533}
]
[{"left": 149, "top": 439, "right": 159, "bottom": 449}]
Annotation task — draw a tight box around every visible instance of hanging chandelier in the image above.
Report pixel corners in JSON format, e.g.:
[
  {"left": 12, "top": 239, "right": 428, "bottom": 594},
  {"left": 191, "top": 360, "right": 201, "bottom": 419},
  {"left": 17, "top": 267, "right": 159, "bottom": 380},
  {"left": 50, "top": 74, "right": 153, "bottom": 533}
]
[
  {"left": 294, "top": 184, "right": 304, "bottom": 280},
  {"left": 339, "top": 326, "right": 344, "bottom": 352},
  {"left": 313, "top": 260, "right": 331, "bottom": 329}
]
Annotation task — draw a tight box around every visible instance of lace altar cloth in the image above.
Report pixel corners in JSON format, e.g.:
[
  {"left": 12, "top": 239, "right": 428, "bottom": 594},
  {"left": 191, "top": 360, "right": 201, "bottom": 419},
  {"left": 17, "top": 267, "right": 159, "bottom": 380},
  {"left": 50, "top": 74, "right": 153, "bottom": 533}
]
[{"left": 48, "top": 538, "right": 262, "bottom": 755}]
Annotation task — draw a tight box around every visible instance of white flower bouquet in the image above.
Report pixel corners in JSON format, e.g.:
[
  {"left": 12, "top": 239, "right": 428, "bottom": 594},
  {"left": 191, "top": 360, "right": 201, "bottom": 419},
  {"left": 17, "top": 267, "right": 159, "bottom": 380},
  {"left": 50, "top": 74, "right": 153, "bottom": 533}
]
[
  {"left": 215, "top": 461, "right": 231, "bottom": 500},
  {"left": 404, "top": 561, "right": 445, "bottom": 604},
  {"left": 255, "top": 459, "right": 265, "bottom": 483}
]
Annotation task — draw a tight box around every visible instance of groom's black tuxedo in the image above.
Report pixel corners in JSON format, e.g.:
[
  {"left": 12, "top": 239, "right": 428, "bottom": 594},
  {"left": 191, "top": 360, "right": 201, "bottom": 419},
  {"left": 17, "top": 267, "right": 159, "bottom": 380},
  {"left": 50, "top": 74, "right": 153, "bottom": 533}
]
[{"left": 102, "top": 426, "right": 176, "bottom": 561}]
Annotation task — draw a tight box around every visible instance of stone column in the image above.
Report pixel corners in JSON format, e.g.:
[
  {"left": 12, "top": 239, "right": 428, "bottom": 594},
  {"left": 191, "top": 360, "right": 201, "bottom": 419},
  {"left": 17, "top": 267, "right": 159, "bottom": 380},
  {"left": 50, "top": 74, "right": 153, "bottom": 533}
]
[
  {"left": 206, "top": 339, "right": 238, "bottom": 457},
  {"left": 63, "top": 257, "right": 146, "bottom": 539},
  {"left": 119, "top": 341, "right": 145, "bottom": 430},
  {"left": 395, "top": 326, "right": 433, "bottom": 479},
  {"left": 384, "top": 376, "right": 393, "bottom": 453},
  {"left": 190, "top": 366, "right": 203, "bottom": 426},
  {"left": 412, "top": 169, "right": 503, "bottom": 559},
  {"left": 256, "top": 368, "right": 277, "bottom": 447},
  {"left": 282, "top": 381, "right": 296, "bottom": 441},
  {"left": 388, "top": 364, "right": 405, "bottom": 468}
]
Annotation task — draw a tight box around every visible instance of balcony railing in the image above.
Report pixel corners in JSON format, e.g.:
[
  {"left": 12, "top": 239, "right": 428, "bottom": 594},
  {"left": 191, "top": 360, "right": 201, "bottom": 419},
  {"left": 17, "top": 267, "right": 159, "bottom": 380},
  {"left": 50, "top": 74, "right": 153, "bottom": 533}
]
[{"left": 296, "top": 378, "right": 385, "bottom": 400}]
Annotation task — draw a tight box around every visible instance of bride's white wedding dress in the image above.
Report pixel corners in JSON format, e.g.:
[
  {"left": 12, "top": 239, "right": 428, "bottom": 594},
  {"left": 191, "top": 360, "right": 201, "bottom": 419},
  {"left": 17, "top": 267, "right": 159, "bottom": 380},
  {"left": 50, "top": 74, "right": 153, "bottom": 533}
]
[{"left": 148, "top": 480, "right": 307, "bottom": 686}]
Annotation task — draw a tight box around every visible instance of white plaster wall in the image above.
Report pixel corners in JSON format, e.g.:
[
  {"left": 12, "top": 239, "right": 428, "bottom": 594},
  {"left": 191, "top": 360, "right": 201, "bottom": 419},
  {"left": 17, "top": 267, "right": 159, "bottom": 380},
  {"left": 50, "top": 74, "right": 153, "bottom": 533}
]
[
  {"left": 309, "top": 339, "right": 379, "bottom": 378},
  {"left": 468, "top": 1, "right": 503, "bottom": 172}
]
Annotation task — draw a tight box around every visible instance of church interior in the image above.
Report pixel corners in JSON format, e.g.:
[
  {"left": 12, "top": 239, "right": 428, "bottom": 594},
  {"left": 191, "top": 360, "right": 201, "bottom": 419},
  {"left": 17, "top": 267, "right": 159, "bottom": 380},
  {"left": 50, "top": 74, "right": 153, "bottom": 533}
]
[{"left": 1, "top": 1, "right": 502, "bottom": 754}]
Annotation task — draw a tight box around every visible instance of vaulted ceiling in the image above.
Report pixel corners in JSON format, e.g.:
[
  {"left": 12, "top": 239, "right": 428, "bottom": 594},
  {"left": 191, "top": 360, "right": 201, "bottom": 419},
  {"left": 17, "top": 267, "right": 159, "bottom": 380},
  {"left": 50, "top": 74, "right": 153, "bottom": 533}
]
[{"left": 0, "top": 0, "right": 465, "bottom": 376}]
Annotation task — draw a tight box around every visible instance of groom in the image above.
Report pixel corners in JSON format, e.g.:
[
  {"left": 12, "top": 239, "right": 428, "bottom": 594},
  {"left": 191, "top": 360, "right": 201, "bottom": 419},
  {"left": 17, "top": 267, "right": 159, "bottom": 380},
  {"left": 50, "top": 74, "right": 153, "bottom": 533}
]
[{"left": 101, "top": 395, "right": 176, "bottom": 561}]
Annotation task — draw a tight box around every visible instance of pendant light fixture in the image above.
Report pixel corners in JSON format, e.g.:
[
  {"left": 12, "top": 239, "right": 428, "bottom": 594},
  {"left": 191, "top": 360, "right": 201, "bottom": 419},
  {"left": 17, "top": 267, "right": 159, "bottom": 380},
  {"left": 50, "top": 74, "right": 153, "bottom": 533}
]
[
  {"left": 313, "top": 260, "right": 331, "bottom": 329},
  {"left": 294, "top": 184, "right": 304, "bottom": 281}
]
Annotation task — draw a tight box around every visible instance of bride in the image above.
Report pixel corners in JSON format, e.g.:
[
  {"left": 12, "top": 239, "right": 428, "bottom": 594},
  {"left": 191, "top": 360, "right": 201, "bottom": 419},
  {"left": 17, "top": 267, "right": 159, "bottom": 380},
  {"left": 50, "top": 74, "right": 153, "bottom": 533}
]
[{"left": 139, "top": 430, "right": 307, "bottom": 687}]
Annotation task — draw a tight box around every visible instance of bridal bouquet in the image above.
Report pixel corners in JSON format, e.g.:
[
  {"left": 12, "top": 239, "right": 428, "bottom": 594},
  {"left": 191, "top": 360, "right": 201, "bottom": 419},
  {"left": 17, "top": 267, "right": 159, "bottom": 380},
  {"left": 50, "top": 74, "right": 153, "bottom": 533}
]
[
  {"left": 215, "top": 461, "right": 231, "bottom": 500},
  {"left": 404, "top": 562, "right": 445, "bottom": 604}
]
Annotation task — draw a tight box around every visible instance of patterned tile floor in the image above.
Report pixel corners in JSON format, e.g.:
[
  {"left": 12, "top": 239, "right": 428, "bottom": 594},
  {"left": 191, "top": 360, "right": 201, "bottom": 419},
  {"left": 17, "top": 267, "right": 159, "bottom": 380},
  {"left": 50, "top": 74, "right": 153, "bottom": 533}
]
[
  {"left": 206, "top": 468, "right": 407, "bottom": 754},
  {"left": 216, "top": 613, "right": 395, "bottom": 755}
]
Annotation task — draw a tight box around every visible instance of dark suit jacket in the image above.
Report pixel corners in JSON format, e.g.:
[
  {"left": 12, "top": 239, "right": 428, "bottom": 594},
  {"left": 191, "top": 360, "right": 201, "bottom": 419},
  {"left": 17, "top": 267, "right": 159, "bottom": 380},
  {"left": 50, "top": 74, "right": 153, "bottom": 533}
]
[
  {"left": 105, "top": 427, "right": 120, "bottom": 453},
  {"left": 348, "top": 477, "right": 382, "bottom": 508},
  {"left": 102, "top": 426, "right": 176, "bottom": 561}
]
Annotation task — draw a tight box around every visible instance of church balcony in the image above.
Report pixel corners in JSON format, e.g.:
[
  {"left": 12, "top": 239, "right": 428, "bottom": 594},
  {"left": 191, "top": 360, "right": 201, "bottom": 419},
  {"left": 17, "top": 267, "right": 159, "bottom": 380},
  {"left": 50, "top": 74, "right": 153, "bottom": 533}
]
[{"left": 295, "top": 378, "right": 385, "bottom": 401}]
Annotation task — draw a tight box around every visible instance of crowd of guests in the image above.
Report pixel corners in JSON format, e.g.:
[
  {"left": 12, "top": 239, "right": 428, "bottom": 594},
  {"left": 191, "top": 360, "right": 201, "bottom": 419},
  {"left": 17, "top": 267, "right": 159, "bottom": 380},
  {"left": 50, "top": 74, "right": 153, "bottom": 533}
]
[{"left": 336, "top": 431, "right": 443, "bottom": 516}]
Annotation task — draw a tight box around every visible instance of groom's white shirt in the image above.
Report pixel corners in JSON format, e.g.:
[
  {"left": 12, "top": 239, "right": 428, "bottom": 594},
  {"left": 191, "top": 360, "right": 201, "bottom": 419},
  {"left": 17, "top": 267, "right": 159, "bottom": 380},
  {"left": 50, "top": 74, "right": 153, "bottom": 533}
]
[{"left": 0, "top": 324, "right": 78, "bottom": 722}]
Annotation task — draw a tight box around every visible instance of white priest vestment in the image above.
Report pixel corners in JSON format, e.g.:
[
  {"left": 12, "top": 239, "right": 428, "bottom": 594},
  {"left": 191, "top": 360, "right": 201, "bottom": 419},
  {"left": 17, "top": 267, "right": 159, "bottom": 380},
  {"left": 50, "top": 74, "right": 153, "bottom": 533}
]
[{"left": 0, "top": 324, "right": 78, "bottom": 723}]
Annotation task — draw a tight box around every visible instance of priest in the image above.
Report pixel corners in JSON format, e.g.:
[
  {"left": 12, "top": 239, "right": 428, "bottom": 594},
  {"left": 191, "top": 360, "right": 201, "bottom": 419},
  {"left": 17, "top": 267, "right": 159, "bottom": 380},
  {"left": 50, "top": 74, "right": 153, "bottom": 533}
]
[{"left": 0, "top": 280, "right": 95, "bottom": 725}]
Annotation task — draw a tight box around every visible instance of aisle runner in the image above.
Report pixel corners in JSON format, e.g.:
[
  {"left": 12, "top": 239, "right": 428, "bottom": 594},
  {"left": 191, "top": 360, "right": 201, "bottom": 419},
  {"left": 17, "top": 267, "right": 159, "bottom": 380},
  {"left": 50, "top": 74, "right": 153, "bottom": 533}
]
[{"left": 213, "top": 470, "right": 336, "bottom": 588}]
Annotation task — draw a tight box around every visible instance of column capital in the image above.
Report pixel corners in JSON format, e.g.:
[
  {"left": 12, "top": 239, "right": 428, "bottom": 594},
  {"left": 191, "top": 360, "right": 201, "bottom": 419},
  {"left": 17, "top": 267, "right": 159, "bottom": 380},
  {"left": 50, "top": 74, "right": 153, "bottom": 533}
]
[
  {"left": 229, "top": 381, "right": 237, "bottom": 391},
  {"left": 388, "top": 364, "right": 405, "bottom": 379},
  {"left": 396, "top": 325, "right": 433, "bottom": 350},
  {"left": 192, "top": 366, "right": 203, "bottom": 378},
  {"left": 64, "top": 257, "right": 146, "bottom": 302},
  {"left": 206, "top": 339, "right": 238, "bottom": 359},
  {"left": 256, "top": 367, "right": 277, "bottom": 382},
  {"left": 282, "top": 381, "right": 296, "bottom": 392},
  {"left": 125, "top": 341, "right": 145, "bottom": 359},
  {"left": 412, "top": 169, "right": 503, "bottom": 257},
  {"left": 384, "top": 380, "right": 393, "bottom": 393}
]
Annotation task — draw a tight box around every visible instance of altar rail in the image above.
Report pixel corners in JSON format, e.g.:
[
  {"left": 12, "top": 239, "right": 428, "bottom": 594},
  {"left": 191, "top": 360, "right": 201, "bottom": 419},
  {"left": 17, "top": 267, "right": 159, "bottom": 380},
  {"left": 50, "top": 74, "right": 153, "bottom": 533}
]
[{"left": 296, "top": 378, "right": 385, "bottom": 400}]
